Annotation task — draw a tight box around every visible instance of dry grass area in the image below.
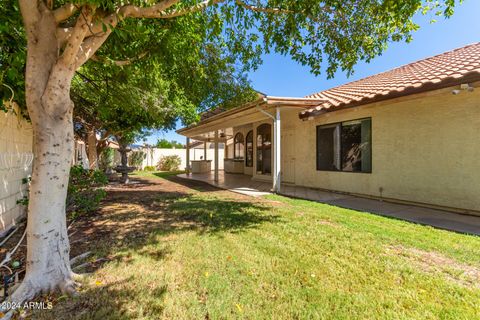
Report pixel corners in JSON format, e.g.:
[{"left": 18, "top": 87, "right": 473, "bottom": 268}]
[{"left": 386, "top": 245, "right": 480, "bottom": 289}]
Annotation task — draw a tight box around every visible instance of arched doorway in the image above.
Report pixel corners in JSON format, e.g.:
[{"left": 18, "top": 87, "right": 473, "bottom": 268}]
[{"left": 256, "top": 124, "right": 271, "bottom": 174}]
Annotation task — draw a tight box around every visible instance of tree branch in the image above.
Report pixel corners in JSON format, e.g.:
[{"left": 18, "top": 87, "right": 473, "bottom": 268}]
[
  {"left": 75, "top": 31, "right": 112, "bottom": 69},
  {"left": 91, "top": 51, "right": 149, "bottom": 66},
  {"left": 60, "top": 5, "right": 95, "bottom": 67},
  {"left": 73, "top": 0, "right": 226, "bottom": 70},
  {"left": 235, "top": 0, "right": 293, "bottom": 14},
  {"left": 117, "top": 0, "right": 181, "bottom": 19},
  {"left": 54, "top": 3, "right": 78, "bottom": 22},
  {"left": 154, "top": 0, "right": 224, "bottom": 19}
]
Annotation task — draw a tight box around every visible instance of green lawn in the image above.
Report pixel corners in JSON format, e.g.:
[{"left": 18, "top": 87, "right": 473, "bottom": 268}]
[{"left": 36, "top": 171, "right": 480, "bottom": 319}]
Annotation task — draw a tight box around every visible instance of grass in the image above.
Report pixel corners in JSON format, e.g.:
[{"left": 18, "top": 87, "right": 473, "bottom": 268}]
[{"left": 34, "top": 171, "right": 480, "bottom": 319}]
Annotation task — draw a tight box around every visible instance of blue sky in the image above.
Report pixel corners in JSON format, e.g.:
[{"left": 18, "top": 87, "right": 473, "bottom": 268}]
[{"left": 146, "top": 0, "right": 480, "bottom": 145}]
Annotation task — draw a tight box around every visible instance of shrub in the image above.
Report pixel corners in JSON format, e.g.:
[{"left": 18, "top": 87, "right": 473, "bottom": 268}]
[
  {"left": 16, "top": 166, "right": 108, "bottom": 220},
  {"left": 128, "top": 150, "right": 146, "bottom": 168},
  {"left": 99, "top": 148, "right": 115, "bottom": 171},
  {"left": 143, "top": 165, "right": 156, "bottom": 171},
  {"left": 67, "top": 165, "right": 108, "bottom": 219},
  {"left": 157, "top": 155, "right": 181, "bottom": 171}
]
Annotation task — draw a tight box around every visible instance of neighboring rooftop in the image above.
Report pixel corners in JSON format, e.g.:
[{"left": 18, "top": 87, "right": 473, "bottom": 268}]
[{"left": 300, "top": 42, "right": 480, "bottom": 118}]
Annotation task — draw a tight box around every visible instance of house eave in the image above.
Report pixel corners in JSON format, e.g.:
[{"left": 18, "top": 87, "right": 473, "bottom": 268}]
[{"left": 177, "top": 95, "right": 325, "bottom": 136}]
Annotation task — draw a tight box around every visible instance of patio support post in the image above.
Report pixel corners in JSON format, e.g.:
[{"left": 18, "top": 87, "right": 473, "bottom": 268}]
[
  {"left": 204, "top": 142, "right": 207, "bottom": 160},
  {"left": 273, "top": 107, "right": 281, "bottom": 193},
  {"left": 214, "top": 131, "right": 219, "bottom": 182},
  {"left": 186, "top": 137, "right": 190, "bottom": 175}
]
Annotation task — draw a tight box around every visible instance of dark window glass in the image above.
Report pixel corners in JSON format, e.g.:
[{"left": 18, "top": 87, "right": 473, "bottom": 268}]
[
  {"left": 316, "top": 118, "right": 371, "bottom": 173},
  {"left": 245, "top": 130, "right": 253, "bottom": 167},
  {"left": 256, "top": 124, "right": 271, "bottom": 174},
  {"left": 316, "top": 124, "right": 340, "bottom": 171},
  {"left": 234, "top": 133, "right": 244, "bottom": 159}
]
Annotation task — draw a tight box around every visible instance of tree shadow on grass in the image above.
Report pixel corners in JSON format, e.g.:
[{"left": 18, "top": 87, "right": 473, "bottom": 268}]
[
  {"left": 35, "top": 177, "right": 281, "bottom": 319},
  {"left": 69, "top": 182, "right": 280, "bottom": 267},
  {"left": 166, "top": 195, "right": 278, "bottom": 235}
]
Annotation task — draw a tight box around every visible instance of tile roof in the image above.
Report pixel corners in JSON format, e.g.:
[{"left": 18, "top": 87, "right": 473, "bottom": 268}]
[{"left": 300, "top": 42, "right": 480, "bottom": 119}]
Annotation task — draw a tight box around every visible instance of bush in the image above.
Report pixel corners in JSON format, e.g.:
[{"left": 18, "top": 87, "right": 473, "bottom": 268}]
[
  {"left": 128, "top": 150, "right": 145, "bottom": 168},
  {"left": 67, "top": 165, "right": 108, "bottom": 219},
  {"left": 143, "top": 165, "right": 156, "bottom": 171},
  {"left": 157, "top": 155, "right": 181, "bottom": 171},
  {"left": 99, "top": 148, "right": 115, "bottom": 171},
  {"left": 16, "top": 166, "right": 108, "bottom": 220}
]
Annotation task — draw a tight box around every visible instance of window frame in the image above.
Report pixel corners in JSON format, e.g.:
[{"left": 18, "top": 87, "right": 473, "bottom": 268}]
[
  {"left": 233, "top": 132, "right": 245, "bottom": 159},
  {"left": 316, "top": 117, "right": 372, "bottom": 173}
]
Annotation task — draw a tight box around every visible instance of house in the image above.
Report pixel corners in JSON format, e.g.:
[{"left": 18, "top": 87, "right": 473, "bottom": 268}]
[{"left": 177, "top": 43, "right": 480, "bottom": 215}]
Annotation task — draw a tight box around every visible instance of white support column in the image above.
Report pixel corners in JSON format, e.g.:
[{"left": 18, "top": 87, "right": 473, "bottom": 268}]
[
  {"left": 186, "top": 137, "right": 190, "bottom": 175},
  {"left": 214, "top": 131, "right": 219, "bottom": 182},
  {"left": 204, "top": 141, "right": 207, "bottom": 160},
  {"left": 273, "top": 107, "right": 281, "bottom": 193}
]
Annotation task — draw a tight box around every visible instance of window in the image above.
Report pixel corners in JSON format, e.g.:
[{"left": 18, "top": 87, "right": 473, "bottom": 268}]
[
  {"left": 256, "top": 124, "right": 272, "bottom": 174},
  {"left": 245, "top": 130, "right": 253, "bottom": 167},
  {"left": 316, "top": 118, "right": 371, "bottom": 173},
  {"left": 234, "top": 132, "right": 244, "bottom": 159}
]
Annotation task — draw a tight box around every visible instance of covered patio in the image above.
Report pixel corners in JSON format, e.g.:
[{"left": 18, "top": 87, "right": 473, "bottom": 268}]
[
  {"left": 176, "top": 170, "right": 480, "bottom": 236},
  {"left": 177, "top": 94, "right": 326, "bottom": 192}
]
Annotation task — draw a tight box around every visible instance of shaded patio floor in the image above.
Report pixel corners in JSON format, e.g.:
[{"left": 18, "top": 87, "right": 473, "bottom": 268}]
[{"left": 177, "top": 171, "right": 480, "bottom": 236}]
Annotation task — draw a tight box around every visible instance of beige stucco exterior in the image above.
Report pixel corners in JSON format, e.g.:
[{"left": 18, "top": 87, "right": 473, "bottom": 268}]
[
  {"left": 287, "top": 85, "right": 480, "bottom": 214},
  {"left": 219, "top": 84, "right": 480, "bottom": 214},
  {"left": 0, "top": 108, "right": 33, "bottom": 235}
]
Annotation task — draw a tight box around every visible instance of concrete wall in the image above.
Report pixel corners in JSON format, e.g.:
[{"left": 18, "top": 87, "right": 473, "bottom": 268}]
[
  {"left": 283, "top": 85, "right": 480, "bottom": 214},
  {"left": 140, "top": 147, "right": 224, "bottom": 171},
  {"left": 0, "top": 110, "right": 33, "bottom": 235}
]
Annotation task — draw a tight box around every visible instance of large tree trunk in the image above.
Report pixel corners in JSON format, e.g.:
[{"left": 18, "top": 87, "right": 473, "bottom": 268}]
[
  {"left": 9, "top": 89, "right": 77, "bottom": 305},
  {"left": 7, "top": 2, "right": 77, "bottom": 306},
  {"left": 19, "top": 110, "right": 75, "bottom": 295},
  {"left": 87, "top": 126, "right": 99, "bottom": 169}
]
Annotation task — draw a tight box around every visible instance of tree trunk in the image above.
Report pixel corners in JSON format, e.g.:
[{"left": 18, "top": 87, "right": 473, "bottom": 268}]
[
  {"left": 87, "top": 126, "right": 98, "bottom": 169},
  {"left": 19, "top": 109, "right": 75, "bottom": 296},
  {"left": 8, "top": 2, "right": 77, "bottom": 306}
]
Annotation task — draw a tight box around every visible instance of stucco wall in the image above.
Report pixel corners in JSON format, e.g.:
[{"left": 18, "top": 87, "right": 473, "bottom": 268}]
[
  {"left": 0, "top": 110, "right": 33, "bottom": 235},
  {"left": 284, "top": 86, "right": 480, "bottom": 213}
]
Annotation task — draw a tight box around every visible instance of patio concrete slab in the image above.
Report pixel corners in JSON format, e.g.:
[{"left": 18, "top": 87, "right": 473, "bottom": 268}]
[{"left": 176, "top": 171, "right": 480, "bottom": 236}]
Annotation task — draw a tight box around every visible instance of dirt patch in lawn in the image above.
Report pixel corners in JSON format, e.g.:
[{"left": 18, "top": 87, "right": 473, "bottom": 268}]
[{"left": 386, "top": 245, "right": 480, "bottom": 289}]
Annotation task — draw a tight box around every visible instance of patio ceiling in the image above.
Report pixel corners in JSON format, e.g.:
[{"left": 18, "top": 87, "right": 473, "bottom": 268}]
[{"left": 177, "top": 95, "right": 325, "bottom": 142}]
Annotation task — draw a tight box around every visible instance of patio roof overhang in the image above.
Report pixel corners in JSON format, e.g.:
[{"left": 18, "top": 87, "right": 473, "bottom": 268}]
[{"left": 176, "top": 95, "right": 326, "bottom": 142}]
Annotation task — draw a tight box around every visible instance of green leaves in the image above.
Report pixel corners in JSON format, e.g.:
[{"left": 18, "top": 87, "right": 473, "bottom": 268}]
[
  {"left": 1, "top": 0, "right": 460, "bottom": 118},
  {"left": 0, "top": 0, "right": 26, "bottom": 113}
]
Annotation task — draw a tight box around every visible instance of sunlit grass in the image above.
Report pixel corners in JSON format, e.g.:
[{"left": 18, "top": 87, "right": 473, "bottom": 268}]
[{"left": 35, "top": 171, "right": 480, "bottom": 319}]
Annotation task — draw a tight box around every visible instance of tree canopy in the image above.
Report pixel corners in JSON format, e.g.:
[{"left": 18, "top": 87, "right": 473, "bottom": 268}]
[
  {"left": 1, "top": 0, "right": 459, "bottom": 114},
  {"left": 156, "top": 138, "right": 185, "bottom": 148}
]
